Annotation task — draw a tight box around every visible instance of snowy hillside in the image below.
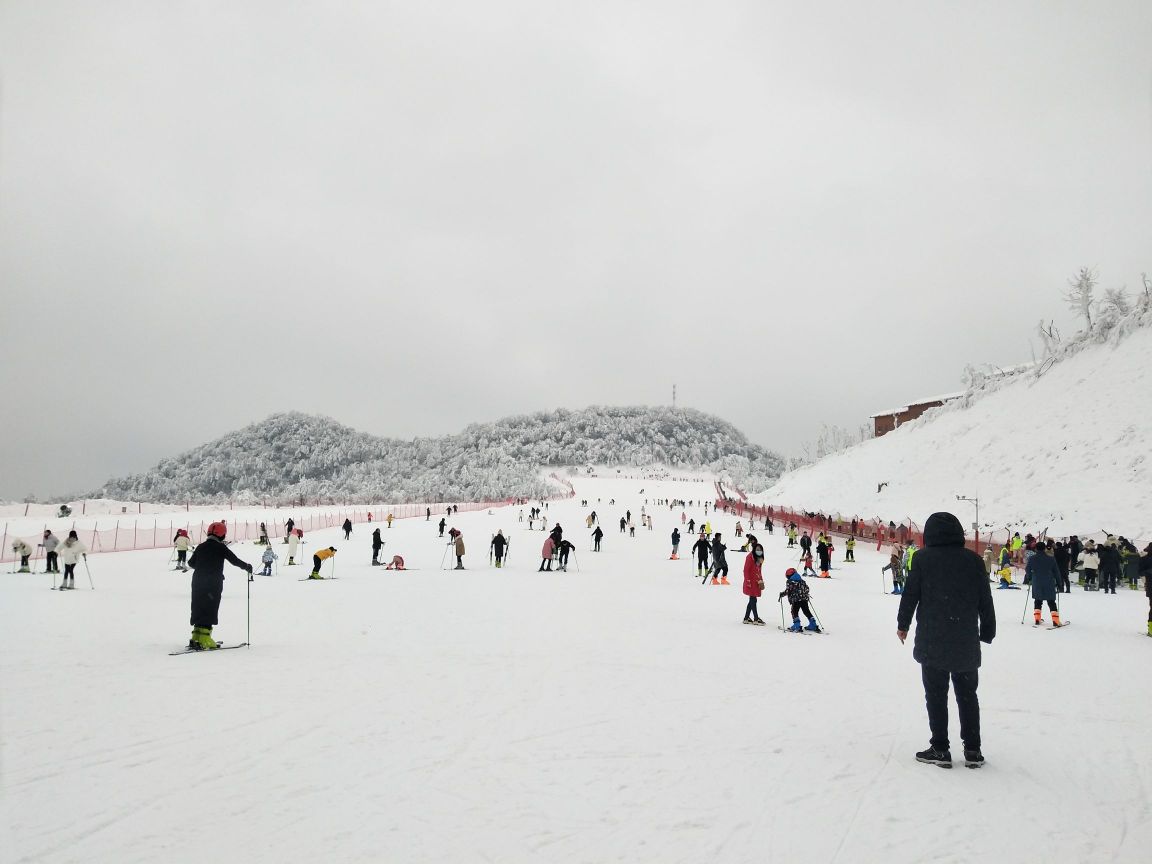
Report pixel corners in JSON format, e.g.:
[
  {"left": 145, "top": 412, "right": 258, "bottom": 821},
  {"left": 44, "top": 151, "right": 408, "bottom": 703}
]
[
  {"left": 95, "top": 407, "right": 785, "bottom": 504},
  {"left": 757, "top": 308, "right": 1152, "bottom": 541},
  {"left": 4, "top": 474, "right": 1150, "bottom": 863}
]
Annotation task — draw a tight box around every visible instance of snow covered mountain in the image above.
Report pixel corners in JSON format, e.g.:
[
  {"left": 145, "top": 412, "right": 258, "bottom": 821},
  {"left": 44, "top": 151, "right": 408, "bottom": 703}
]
[
  {"left": 755, "top": 303, "right": 1152, "bottom": 541},
  {"left": 95, "top": 406, "right": 785, "bottom": 504}
]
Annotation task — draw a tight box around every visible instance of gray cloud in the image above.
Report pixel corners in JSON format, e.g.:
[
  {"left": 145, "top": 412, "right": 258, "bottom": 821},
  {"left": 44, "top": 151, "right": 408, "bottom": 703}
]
[{"left": 2, "top": 0, "right": 1149, "bottom": 498}]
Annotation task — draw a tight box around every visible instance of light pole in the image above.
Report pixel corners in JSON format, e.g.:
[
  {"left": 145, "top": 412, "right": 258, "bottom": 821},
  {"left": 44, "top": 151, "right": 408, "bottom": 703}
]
[{"left": 956, "top": 495, "right": 980, "bottom": 550}]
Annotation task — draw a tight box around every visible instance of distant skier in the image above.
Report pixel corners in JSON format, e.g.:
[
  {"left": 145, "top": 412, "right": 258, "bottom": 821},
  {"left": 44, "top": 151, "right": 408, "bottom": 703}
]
[
  {"left": 742, "top": 543, "right": 766, "bottom": 625},
  {"left": 996, "top": 545, "right": 1017, "bottom": 589},
  {"left": 557, "top": 539, "right": 575, "bottom": 572},
  {"left": 816, "top": 536, "right": 831, "bottom": 577},
  {"left": 491, "top": 531, "right": 508, "bottom": 568},
  {"left": 692, "top": 531, "right": 710, "bottom": 577},
  {"left": 342, "top": 518, "right": 353, "bottom": 540},
  {"left": 11, "top": 538, "right": 32, "bottom": 572},
  {"left": 845, "top": 536, "right": 856, "bottom": 562},
  {"left": 386, "top": 513, "right": 394, "bottom": 529},
  {"left": 550, "top": 524, "right": 563, "bottom": 546},
  {"left": 591, "top": 526, "right": 604, "bottom": 552},
  {"left": 619, "top": 517, "right": 627, "bottom": 534},
  {"left": 883, "top": 546, "right": 904, "bottom": 593},
  {"left": 687, "top": 518, "right": 696, "bottom": 534},
  {"left": 260, "top": 545, "right": 278, "bottom": 576},
  {"left": 285, "top": 518, "right": 295, "bottom": 544},
  {"left": 779, "top": 568, "right": 821, "bottom": 632},
  {"left": 41, "top": 530, "right": 60, "bottom": 574},
  {"left": 453, "top": 532, "right": 466, "bottom": 569},
  {"left": 426, "top": 507, "right": 431, "bottom": 521},
  {"left": 371, "top": 528, "right": 384, "bottom": 565},
  {"left": 309, "top": 546, "right": 337, "bottom": 580},
  {"left": 439, "top": 517, "right": 447, "bottom": 538},
  {"left": 799, "top": 531, "right": 811, "bottom": 555},
  {"left": 258, "top": 522, "right": 269, "bottom": 545},
  {"left": 287, "top": 529, "right": 301, "bottom": 566},
  {"left": 1098, "top": 537, "right": 1121, "bottom": 595},
  {"left": 173, "top": 530, "right": 194, "bottom": 572},
  {"left": 187, "top": 521, "right": 252, "bottom": 649},
  {"left": 670, "top": 528, "right": 681, "bottom": 560},
  {"left": 57, "top": 530, "right": 87, "bottom": 589},
  {"left": 1026, "top": 542, "right": 1062, "bottom": 627},
  {"left": 1053, "top": 540, "right": 1071, "bottom": 593}
]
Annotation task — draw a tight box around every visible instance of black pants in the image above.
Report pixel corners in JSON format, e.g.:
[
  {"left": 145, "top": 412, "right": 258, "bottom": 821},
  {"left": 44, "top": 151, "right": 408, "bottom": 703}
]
[
  {"left": 64, "top": 563, "right": 76, "bottom": 580},
  {"left": 697, "top": 556, "right": 709, "bottom": 572},
  {"left": 1083, "top": 568, "right": 1097, "bottom": 588},
  {"left": 713, "top": 562, "right": 728, "bottom": 578},
  {"left": 593, "top": 539, "right": 601, "bottom": 551},
  {"left": 372, "top": 547, "right": 381, "bottom": 563},
  {"left": 1057, "top": 569, "right": 1070, "bottom": 593},
  {"left": 46, "top": 551, "right": 59, "bottom": 572},
  {"left": 744, "top": 597, "right": 759, "bottom": 620},
  {"left": 190, "top": 573, "right": 224, "bottom": 627},
  {"left": 539, "top": 559, "right": 552, "bottom": 571},
  {"left": 921, "top": 665, "right": 980, "bottom": 751},
  {"left": 313, "top": 554, "right": 322, "bottom": 573},
  {"left": 456, "top": 555, "right": 463, "bottom": 568},
  {"left": 1101, "top": 567, "right": 1118, "bottom": 593},
  {"left": 344, "top": 530, "right": 351, "bottom": 540},
  {"left": 559, "top": 551, "right": 569, "bottom": 567},
  {"left": 1147, "top": 597, "right": 1152, "bottom": 623},
  {"left": 20, "top": 555, "right": 29, "bottom": 568},
  {"left": 789, "top": 600, "right": 813, "bottom": 620},
  {"left": 177, "top": 549, "right": 188, "bottom": 566},
  {"left": 845, "top": 549, "right": 854, "bottom": 562}
]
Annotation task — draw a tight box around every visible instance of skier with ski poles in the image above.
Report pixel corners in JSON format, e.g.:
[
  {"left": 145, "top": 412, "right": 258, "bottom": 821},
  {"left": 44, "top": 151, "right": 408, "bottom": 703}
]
[
  {"left": 57, "top": 530, "right": 87, "bottom": 590},
  {"left": 187, "top": 521, "right": 253, "bottom": 649},
  {"left": 710, "top": 533, "right": 730, "bottom": 585},
  {"left": 691, "top": 531, "right": 710, "bottom": 579},
  {"left": 591, "top": 525, "right": 603, "bottom": 552},
  {"left": 41, "top": 530, "right": 61, "bottom": 574},
  {"left": 670, "top": 528, "right": 681, "bottom": 560},
  {"left": 557, "top": 538, "right": 575, "bottom": 572},
  {"left": 491, "top": 531, "right": 508, "bottom": 568},
  {"left": 779, "top": 567, "right": 820, "bottom": 632},
  {"left": 309, "top": 546, "right": 338, "bottom": 580},
  {"left": 371, "top": 528, "right": 384, "bottom": 565}
]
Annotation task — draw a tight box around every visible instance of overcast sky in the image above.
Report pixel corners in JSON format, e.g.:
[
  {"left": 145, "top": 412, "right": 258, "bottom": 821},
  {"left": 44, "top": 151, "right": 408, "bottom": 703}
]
[{"left": 1, "top": 1, "right": 1150, "bottom": 499}]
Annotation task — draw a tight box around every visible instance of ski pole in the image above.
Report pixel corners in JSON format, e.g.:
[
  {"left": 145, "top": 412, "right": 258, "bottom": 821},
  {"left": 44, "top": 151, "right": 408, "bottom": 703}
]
[
  {"left": 83, "top": 555, "right": 94, "bottom": 590},
  {"left": 778, "top": 596, "right": 787, "bottom": 631},
  {"left": 809, "top": 600, "right": 824, "bottom": 632},
  {"left": 1020, "top": 586, "right": 1032, "bottom": 624},
  {"left": 247, "top": 564, "right": 252, "bottom": 647},
  {"left": 572, "top": 550, "right": 580, "bottom": 573}
]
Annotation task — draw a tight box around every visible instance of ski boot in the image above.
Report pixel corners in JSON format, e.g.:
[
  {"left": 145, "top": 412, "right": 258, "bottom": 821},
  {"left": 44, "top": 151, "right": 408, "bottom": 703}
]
[
  {"left": 805, "top": 619, "right": 822, "bottom": 633},
  {"left": 719, "top": 575, "right": 730, "bottom": 585},
  {"left": 963, "top": 747, "right": 985, "bottom": 768},
  {"left": 915, "top": 746, "right": 952, "bottom": 768},
  {"left": 287, "top": 557, "right": 295, "bottom": 566},
  {"left": 18, "top": 566, "right": 30, "bottom": 573},
  {"left": 787, "top": 618, "right": 803, "bottom": 633},
  {"left": 189, "top": 627, "right": 220, "bottom": 650},
  {"left": 1147, "top": 621, "right": 1152, "bottom": 637},
  {"left": 308, "top": 572, "right": 324, "bottom": 580},
  {"left": 710, "top": 577, "right": 720, "bottom": 585}
]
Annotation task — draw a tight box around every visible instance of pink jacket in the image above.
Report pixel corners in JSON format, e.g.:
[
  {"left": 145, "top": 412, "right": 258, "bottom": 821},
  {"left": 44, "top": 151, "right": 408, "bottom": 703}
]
[{"left": 541, "top": 537, "right": 556, "bottom": 559}]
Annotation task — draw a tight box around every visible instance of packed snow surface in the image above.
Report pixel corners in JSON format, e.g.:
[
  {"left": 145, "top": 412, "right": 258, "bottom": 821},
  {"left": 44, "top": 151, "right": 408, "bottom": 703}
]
[
  {"left": 2, "top": 476, "right": 1150, "bottom": 863},
  {"left": 757, "top": 323, "right": 1152, "bottom": 542}
]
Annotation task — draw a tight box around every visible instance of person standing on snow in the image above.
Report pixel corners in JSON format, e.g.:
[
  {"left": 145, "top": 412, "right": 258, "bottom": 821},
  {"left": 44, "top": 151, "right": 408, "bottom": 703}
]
[
  {"left": 173, "top": 529, "right": 194, "bottom": 571},
  {"left": 779, "top": 568, "right": 820, "bottom": 632},
  {"left": 1097, "top": 537, "right": 1121, "bottom": 594},
  {"left": 491, "top": 531, "right": 508, "bottom": 568},
  {"left": 710, "top": 533, "right": 729, "bottom": 585},
  {"left": 687, "top": 518, "right": 696, "bottom": 534},
  {"left": 287, "top": 528, "right": 301, "bottom": 566},
  {"left": 1140, "top": 543, "right": 1152, "bottom": 636},
  {"left": 816, "top": 535, "right": 832, "bottom": 577},
  {"left": 41, "top": 530, "right": 61, "bottom": 574},
  {"left": 260, "top": 545, "right": 278, "bottom": 577},
  {"left": 438, "top": 517, "right": 447, "bottom": 538},
  {"left": 897, "top": 512, "right": 996, "bottom": 770},
  {"left": 187, "top": 521, "right": 253, "bottom": 649},
  {"left": 692, "top": 531, "right": 711, "bottom": 577},
  {"left": 371, "top": 528, "right": 384, "bottom": 565},
  {"left": 670, "top": 528, "right": 681, "bottom": 560},
  {"left": 799, "top": 531, "right": 812, "bottom": 556},
  {"left": 57, "top": 530, "right": 87, "bottom": 589},
  {"left": 453, "top": 532, "right": 466, "bottom": 570},
  {"left": 742, "top": 543, "right": 766, "bottom": 625},
  {"left": 557, "top": 539, "right": 575, "bottom": 572},
  {"left": 1026, "top": 541, "right": 1063, "bottom": 626},
  {"left": 309, "top": 546, "right": 337, "bottom": 579},
  {"left": 539, "top": 536, "right": 556, "bottom": 572},
  {"left": 342, "top": 518, "right": 353, "bottom": 540},
  {"left": 285, "top": 518, "right": 295, "bottom": 544},
  {"left": 591, "top": 525, "right": 604, "bottom": 552},
  {"left": 1053, "top": 540, "right": 1071, "bottom": 593},
  {"left": 11, "top": 538, "right": 33, "bottom": 572}
]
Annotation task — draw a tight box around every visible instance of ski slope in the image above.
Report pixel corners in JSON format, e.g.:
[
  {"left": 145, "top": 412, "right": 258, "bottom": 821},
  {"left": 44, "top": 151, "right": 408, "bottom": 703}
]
[
  {"left": 2, "top": 475, "right": 1150, "bottom": 863},
  {"left": 756, "top": 321, "right": 1152, "bottom": 542}
]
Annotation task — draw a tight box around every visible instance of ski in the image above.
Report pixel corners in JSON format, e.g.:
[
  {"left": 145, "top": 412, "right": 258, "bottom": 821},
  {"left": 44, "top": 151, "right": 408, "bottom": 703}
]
[
  {"left": 776, "top": 627, "right": 829, "bottom": 635},
  {"left": 298, "top": 577, "right": 328, "bottom": 581},
  {"left": 169, "top": 642, "right": 249, "bottom": 656}
]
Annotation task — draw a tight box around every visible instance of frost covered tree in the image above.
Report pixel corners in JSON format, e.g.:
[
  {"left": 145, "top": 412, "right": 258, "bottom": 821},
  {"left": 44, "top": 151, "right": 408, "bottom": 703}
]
[
  {"left": 1101, "top": 286, "right": 1131, "bottom": 317},
  {"left": 1063, "top": 266, "right": 1097, "bottom": 329}
]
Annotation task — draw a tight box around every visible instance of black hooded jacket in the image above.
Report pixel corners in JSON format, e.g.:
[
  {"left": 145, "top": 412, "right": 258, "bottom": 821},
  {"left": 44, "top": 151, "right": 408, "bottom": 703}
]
[{"left": 897, "top": 512, "right": 995, "bottom": 672}]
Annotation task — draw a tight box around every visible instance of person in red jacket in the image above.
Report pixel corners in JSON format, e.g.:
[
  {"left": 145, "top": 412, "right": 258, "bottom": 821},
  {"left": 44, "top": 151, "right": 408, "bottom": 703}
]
[
  {"left": 742, "top": 543, "right": 767, "bottom": 625},
  {"left": 539, "top": 536, "right": 556, "bottom": 571}
]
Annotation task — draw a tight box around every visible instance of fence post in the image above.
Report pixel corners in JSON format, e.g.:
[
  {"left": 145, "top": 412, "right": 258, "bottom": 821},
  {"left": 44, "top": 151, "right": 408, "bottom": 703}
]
[
  {"left": 114, "top": 521, "right": 120, "bottom": 551},
  {"left": 134, "top": 522, "right": 138, "bottom": 551}
]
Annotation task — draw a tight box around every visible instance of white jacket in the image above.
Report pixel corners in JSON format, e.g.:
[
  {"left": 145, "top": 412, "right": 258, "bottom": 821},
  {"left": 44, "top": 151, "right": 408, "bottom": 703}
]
[
  {"left": 1078, "top": 550, "right": 1099, "bottom": 570},
  {"left": 287, "top": 534, "right": 299, "bottom": 555},
  {"left": 58, "top": 538, "right": 88, "bottom": 565},
  {"left": 12, "top": 538, "right": 32, "bottom": 557},
  {"left": 174, "top": 535, "right": 192, "bottom": 552}
]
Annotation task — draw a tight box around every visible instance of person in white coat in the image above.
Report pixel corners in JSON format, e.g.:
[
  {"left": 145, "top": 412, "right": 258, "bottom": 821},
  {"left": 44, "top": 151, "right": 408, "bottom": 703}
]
[
  {"left": 287, "top": 529, "right": 301, "bottom": 565},
  {"left": 57, "top": 531, "right": 88, "bottom": 589},
  {"left": 11, "top": 538, "right": 33, "bottom": 572}
]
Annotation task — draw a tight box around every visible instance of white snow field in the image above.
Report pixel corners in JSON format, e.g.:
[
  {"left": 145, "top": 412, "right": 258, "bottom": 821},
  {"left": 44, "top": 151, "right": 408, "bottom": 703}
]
[
  {"left": 3, "top": 475, "right": 1150, "bottom": 863},
  {"left": 755, "top": 319, "right": 1152, "bottom": 542}
]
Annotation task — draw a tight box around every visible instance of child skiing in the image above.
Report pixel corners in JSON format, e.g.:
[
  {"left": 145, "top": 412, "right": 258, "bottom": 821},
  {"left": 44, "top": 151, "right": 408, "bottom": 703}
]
[
  {"left": 260, "top": 545, "right": 278, "bottom": 576},
  {"left": 779, "top": 568, "right": 821, "bottom": 632},
  {"left": 57, "top": 530, "right": 87, "bottom": 589},
  {"left": 742, "top": 543, "right": 767, "bottom": 625},
  {"left": 692, "top": 531, "right": 711, "bottom": 578},
  {"left": 173, "top": 529, "right": 193, "bottom": 571},
  {"left": 187, "top": 521, "right": 253, "bottom": 649},
  {"left": 309, "top": 546, "right": 337, "bottom": 579},
  {"left": 996, "top": 545, "right": 1018, "bottom": 589},
  {"left": 845, "top": 536, "right": 856, "bottom": 562},
  {"left": 800, "top": 550, "right": 816, "bottom": 578}
]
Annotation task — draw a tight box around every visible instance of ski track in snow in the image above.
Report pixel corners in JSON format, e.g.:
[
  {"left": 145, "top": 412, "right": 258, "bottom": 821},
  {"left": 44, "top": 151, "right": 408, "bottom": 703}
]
[{"left": 2, "top": 474, "right": 1151, "bottom": 863}]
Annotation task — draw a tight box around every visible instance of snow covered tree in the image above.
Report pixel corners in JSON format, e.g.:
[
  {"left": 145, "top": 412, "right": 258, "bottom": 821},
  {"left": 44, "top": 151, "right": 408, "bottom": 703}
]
[
  {"left": 1063, "top": 266, "right": 1097, "bottom": 329},
  {"left": 1102, "top": 286, "right": 1131, "bottom": 317}
]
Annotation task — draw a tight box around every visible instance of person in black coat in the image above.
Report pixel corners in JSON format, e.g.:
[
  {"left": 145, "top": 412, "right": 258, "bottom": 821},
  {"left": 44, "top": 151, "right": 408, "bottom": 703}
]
[
  {"left": 371, "top": 528, "right": 384, "bottom": 565},
  {"left": 1052, "top": 540, "right": 1071, "bottom": 593},
  {"left": 491, "top": 531, "right": 508, "bottom": 568},
  {"left": 591, "top": 526, "right": 604, "bottom": 552},
  {"left": 816, "top": 537, "right": 831, "bottom": 574},
  {"left": 1140, "top": 543, "right": 1152, "bottom": 637},
  {"left": 897, "top": 512, "right": 996, "bottom": 769},
  {"left": 550, "top": 524, "right": 563, "bottom": 546},
  {"left": 1026, "top": 543, "right": 1063, "bottom": 626},
  {"left": 691, "top": 532, "right": 711, "bottom": 577},
  {"left": 1097, "top": 539, "right": 1121, "bottom": 594},
  {"left": 188, "top": 523, "right": 252, "bottom": 650},
  {"left": 799, "top": 532, "right": 812, "bottom": 555},
  {"left": 342, "top": 518, "right": 353, "bottom": 540}
]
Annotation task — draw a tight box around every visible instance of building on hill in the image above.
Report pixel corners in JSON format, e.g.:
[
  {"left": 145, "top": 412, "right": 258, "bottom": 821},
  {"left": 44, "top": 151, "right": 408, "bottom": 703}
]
[{"left": 870, "top": 392, "right": 963, "bottom": 438}]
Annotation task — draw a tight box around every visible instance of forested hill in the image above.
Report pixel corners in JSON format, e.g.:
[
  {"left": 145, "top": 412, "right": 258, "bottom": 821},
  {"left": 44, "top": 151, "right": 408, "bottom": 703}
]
[{"left": 95, "top": 407, "right": 786, "bottom": 504}]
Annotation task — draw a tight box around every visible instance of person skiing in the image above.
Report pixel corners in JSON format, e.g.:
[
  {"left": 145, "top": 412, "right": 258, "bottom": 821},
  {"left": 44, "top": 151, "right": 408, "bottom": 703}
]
[
  {"left": 1026, "top": 541, "right": 1063, "bottom": 626},
  {"left": 453, "top": 532, "right": 466, "bottom": 569},
  {"left": 882, "top": 545, "right": 904, "bottom": 594},
  {"left": 687, "top": 518, "right": 696, "bottom": 534},
  {"left": 799, "top": 531, "right": 812, "bottom": 556},
  {"left": 800, "top": 549, "right": 817, "bottom": 577},
  {"left": 670, "top": 528, "right": 681, "bottom": 560},
  {"left": 258, "top": 522, "right": 269, "bottom": 545},
  {"left": 786, "top": 525, "right": 797, "bottom": 548},
  {"left": 619, "top": 516, "right": 627, "bottom": 534},
  {"left": 710, "top": 533, "right": 729, "bottom": 585},
  {"left": 309, "top": 546, "right": 337, "bottom": 580},
  {"left": 41, "top": 530, "right": 60, "bottom": 574},
  {"left": 386, "top": 513, "right": 394, "bottom": 529},
  {"left": 845, "top": 535, "right": 856, "bottom": 562},
  {"left": 550, "top": 524, "right": 563, "bottom": 546},
  {"left": 778, "top": 568, "right": 820, "bottom": 632},
  {"left": 371, "top": 528, "right": 384, "bottom": 565},
  {"left": 735, "top": 521, "right": 743, "bottom": 538},
  {"left": 539, "top": 536, "right": 556, "bottom": 571},
  {"left": 591, "top": 525, "right": 604, "bottom": 552},
  {"left": 11, "top": 538, "right": 32, "bottom": 572},
  {"left": 187, "top": 521, "right": 253, "bottom": 649},
  {"left": 438, "top": 517, "right": 447, "bottom": 538},
  {"left": 692, "top": 531, "right": 711, "bottom": 578},
  {"left": 897, "top": 511, "right": 996, "bottom": 769},
  {"left": 285, "top": 518, "right": 295, "bottom": 544},
  {"left": 260, "top": 545, "right": 278, "bottom": 577},
  {"left": 342, "top": 518, "right": 353, "bottom": 540},
  {"left": 57, "top": 530, "right": 87, "bottom": 589},
  {"left": 557, "top": 539, "right": 575, "bottom": 572},
  {"left": 742, "top": 543, "right": 767, "bottom": 625},
  {"left": 287, "top": 528, "right": 300, "bottom": 566},
  {"left": 491, "top": 531, "right": 508, "bottom": 568},
  {"left": 816, "top": 535, "right": 832, "bottom": 577},
  {"left": 996, "top": 545, "right": 1017, "bottom": 588}
]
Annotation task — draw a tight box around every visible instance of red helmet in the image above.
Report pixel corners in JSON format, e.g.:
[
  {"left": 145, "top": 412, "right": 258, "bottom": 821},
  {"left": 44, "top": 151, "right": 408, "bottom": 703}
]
[
  {"left": 176, "top": 528, "right": 188, "bottom": 538},
  {"left": 207, "top": 521, "right": 227, "bottom": 539}
]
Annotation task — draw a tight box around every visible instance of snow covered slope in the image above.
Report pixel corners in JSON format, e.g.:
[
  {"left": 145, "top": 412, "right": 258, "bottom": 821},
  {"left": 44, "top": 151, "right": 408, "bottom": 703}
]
[
  {"left": 757, "top": 318, "right": 1152, "bottom": 541},
  {"left": 3, "top": 475, "right": 1150, "bottom": 863}
]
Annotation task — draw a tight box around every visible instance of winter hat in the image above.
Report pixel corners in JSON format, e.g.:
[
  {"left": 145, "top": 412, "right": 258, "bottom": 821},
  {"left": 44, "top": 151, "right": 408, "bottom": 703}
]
[
  {"left": 68, "top": 530, "right": 78, "bottom": 539},
  {"left": 329, "top": 547, "right": 337, "bottom": 552},
  {"left": 786, "top": 567, "right": 800, "bottom": 581}
]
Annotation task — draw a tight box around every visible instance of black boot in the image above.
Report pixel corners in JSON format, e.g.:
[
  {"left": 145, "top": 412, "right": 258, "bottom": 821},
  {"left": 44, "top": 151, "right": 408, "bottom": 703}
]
[
  {"left": 963, "top": 747, "right": 984, "bottom": 768},
  {"left": 915, "top": 746, "right": 952, "bottom": 768}
]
